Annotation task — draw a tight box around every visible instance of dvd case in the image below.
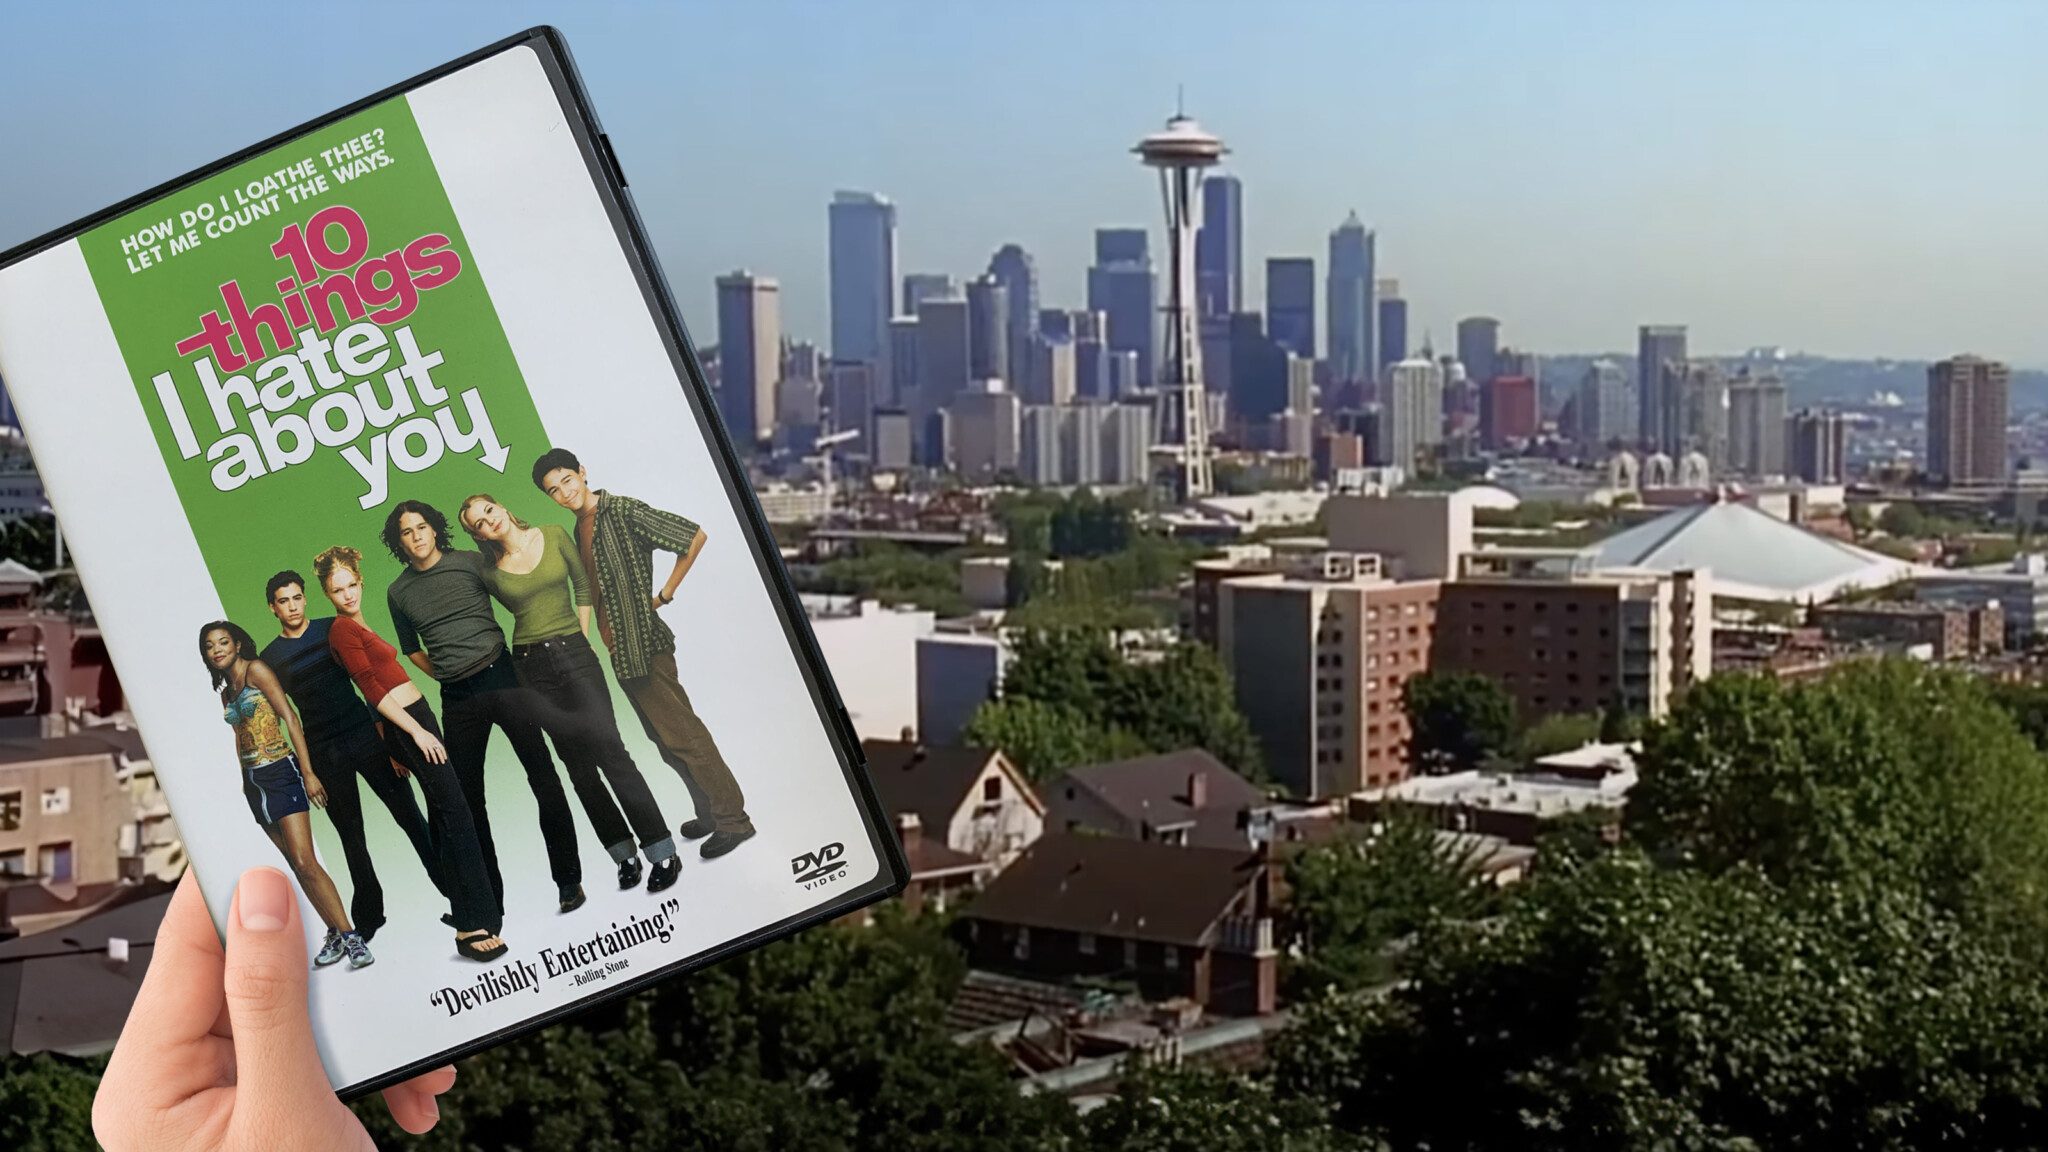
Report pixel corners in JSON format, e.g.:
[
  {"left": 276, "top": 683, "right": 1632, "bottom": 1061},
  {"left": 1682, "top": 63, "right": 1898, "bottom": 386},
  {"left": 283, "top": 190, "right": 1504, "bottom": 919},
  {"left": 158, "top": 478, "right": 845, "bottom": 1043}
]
[{"left": 0, "top": 29, "right": 904, "bottom": 1096}]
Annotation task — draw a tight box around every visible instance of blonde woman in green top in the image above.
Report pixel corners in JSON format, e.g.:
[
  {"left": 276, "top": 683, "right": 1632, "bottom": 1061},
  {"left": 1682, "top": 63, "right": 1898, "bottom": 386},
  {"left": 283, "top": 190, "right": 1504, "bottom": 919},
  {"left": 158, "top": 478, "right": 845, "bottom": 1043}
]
[{"left": 458, "top": 495, "right": 681, "bottom": 895}]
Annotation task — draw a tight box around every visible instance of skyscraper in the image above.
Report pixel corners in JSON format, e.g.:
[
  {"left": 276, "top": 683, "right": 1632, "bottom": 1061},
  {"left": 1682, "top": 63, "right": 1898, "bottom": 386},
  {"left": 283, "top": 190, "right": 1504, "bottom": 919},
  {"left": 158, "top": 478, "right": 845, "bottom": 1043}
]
[
  {"left": 1265, "top": 257, "right": 1316, "bottom": 360},
  {"left": 1668, "top": 362, "right": 1730, "bottom": 471},
  {"left": 987, "top": 245, "right": 1039, "bottom": 393},
  {"left": 914, "top": 296, "right": 971, "bottom": 425},
  {"left": 1927, "top": 354, "right": 2011, "bottom": 486},
  {"left": 1481, "top": 376, "right": 1538, "bottom": 448},
  {"left": 827, "top": 191, "right": 896, "bottom": 369},
  {"left": 714, "top": 270, "right": 780, "bottom": 448},
  {"left": 1456, "top": 317, "right": 1501, "bottom": 391},
  {"left": 1134, "top": 109, "right": 1225, "bottom": 501},
  {"left": 902, "top": 273, "right": 956, "bottom": 317},
  {"left": 1376, "top": 279, "right": 1407, "bottom": 380},
  {"left": 825, "top": 359, "right": 876, "bottom": 444},
  {"left": 1228, "top": 311, "right": 1288, "bottom": 423},
  {"left": 1727, "top": 369, "right": 1788, "bottom": 478},
  {"left": 1788, "top": 408, "right": 1847, "bottom": 484},
  {"left": 1378, "top": 357, "right": 1444, "bottom": 472},
  {"left": 1326, "top": 212, "right": 1376, "bottom": 386},
  {"left": 1574, "top": 358, "right": 1634, "bottom": 449},
  {"left": 964, "top": 274, "right": 1010, "bottom": 384},
  {"left": 1637, "top": 325, "right": 1689, "bottom": 449},
  {"left": 887, "top": 316, "right": 920, "bottom": 408},
  {"left": 1195, "top": 173, "right": 1243, "bottom": 320},
  {"left": 1087, "top": 228, "right": 1158, "bottom": 389}
]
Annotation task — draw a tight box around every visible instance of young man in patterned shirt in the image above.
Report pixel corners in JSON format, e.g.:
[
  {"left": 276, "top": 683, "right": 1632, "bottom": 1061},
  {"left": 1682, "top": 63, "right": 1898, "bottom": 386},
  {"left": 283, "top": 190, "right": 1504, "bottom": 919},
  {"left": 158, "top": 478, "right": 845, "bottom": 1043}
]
[{"left": 532, "top": 448, "right": 756, "bottom": 859}]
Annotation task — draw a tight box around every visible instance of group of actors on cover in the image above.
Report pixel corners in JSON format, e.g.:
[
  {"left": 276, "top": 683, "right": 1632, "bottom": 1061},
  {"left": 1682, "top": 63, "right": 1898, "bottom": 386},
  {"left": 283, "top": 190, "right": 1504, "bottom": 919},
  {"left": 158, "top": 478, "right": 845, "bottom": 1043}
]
[{"left": 197, "top": 449, "right": 755, "bottom": 969}]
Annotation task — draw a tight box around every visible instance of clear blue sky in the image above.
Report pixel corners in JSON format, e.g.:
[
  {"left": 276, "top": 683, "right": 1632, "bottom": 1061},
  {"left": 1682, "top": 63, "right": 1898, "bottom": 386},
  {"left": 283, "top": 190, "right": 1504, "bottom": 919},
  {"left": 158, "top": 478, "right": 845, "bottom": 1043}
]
[{"left": 5, "top": 1, "right": 2046, "bottom": 364}]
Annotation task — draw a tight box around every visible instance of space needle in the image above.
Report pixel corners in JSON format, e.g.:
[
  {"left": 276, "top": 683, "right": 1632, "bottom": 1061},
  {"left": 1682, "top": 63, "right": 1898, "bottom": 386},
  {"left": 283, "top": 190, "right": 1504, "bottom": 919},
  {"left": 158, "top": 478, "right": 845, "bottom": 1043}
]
[{"left": 1134, "top": 103, "right": 1226, "bottom": 503}]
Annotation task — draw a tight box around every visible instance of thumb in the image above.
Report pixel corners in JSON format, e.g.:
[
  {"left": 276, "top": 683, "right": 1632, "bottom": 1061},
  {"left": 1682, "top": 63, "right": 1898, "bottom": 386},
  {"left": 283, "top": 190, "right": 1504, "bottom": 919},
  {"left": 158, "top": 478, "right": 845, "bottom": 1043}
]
[{"left": 223, "top": 867, "right": 330, "bottom": 1101}]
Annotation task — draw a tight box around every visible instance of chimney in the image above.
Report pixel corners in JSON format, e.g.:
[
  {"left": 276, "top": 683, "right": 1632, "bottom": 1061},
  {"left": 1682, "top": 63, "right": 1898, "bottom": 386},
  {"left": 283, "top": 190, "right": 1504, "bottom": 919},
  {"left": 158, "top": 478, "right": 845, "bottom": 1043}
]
[
  {"left": 1187, "top": 771, "right": 1207, "bottom": 810},
  {"left": 896, "top": 811, "right": 921, "bottom": 839}
]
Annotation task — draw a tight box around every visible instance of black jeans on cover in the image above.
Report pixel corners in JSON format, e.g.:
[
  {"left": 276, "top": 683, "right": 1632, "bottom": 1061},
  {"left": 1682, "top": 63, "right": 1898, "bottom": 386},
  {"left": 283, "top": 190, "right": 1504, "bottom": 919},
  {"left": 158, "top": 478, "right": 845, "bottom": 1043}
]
[
  {"left": 309, "top": 718, "right": 443, "bottom": 937},
  {"left": 512, "top": 633, "right": 673, "bottom": 863},
  {"left": 439, "top": 651, "right": 581, "bottom": 911},
  {"left": 382, "top": 699, "right": 502, "bottom": 936}
]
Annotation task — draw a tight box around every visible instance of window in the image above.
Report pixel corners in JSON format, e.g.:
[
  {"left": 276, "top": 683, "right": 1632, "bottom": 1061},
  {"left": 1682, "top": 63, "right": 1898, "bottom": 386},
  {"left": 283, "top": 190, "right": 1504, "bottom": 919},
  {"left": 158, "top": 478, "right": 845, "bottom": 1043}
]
[
  {"left": 0, "top": 791, "right": 19, "bottom": 832},
  {"left": 39, "top": 842, "right": 72, "bottom": 884},
  {"left": 1013, "top": 926, "right": 1031, "bottom": 960},
  {"left": 40, "top": 787, "right": 70, "bottom": 816},
  {"left": 1164, "top": 945, "right": 1181, "bottom": 970},
  {"left": 1078, "top": 932, "right": 1097, "bottom": 956},
  {"left": 1124, "top": 938, "right": 1139, "bottom": 966},
  {"left": 983, "top": 776, "right": 1001, "bottom": 802},
  {"left": 0, "top": 849, "right": 23, "bottom": 877}
]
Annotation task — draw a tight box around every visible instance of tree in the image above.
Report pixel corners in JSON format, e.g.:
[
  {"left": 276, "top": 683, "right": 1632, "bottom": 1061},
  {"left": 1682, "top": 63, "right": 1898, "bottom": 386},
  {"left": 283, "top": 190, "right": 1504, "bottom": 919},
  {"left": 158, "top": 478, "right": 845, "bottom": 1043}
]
[
  {"left": 1283, "top": 815, "right": 1499, "bottom": 994},
  {"left": 1402, "top": 671, "right": 1516, "bottom": 773},
  {"left": 1517, "top": 711, "right": 1601, "bottom": 759},
  {"left": 1273, "top": 853, "right": 2048, "bottom": 1152},
  {"left": 982, "top": 629, "right": 1264, "bottom": 780},
  {"left": 1079, "top": 1059, "right": 1377, "bottom": 1152},
  {"left": 1596, "top": 697, "right": 1641, "bottom": 744},
  {"left": 0, "top": 1052, "right": 104, "bottom": 1152},
  {"left": 964, "top": 696, "right": 1141, "bottom": 782}
]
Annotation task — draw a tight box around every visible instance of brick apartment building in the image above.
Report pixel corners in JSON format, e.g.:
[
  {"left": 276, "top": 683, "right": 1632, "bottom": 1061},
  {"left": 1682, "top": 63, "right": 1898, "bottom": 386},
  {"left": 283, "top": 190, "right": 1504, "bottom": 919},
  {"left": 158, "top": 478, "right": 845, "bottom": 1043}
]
[
  {"left": 1435, "top": 550, "right": 1711, "bottom": 723},
  {"left": 1217, "top": 551, "right": 1440, "bottom": 800},
  {"left": 1810, "top": 600, "right": 2002, "bottom": 661}
]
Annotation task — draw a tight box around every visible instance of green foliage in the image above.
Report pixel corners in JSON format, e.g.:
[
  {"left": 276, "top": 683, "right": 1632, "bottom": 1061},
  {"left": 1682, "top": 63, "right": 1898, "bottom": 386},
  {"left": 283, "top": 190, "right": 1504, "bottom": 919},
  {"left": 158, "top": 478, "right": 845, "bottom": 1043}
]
[
  {"left": 0, "top": 1052, "right": 104, "bottom": 1152},
  {"left": 1273, "top": 854, "right": 2048, "bottom": 1152},
  {"left": 1988, "top": 678, "right": 2048, "bottom": 751},
  {"left": 1080, "top": 1059, "right": 1377, "bottom": 1152},
  {"left": 1283, "top": 815, "right": 1499, "bottom": 995},
  {"left": 1517, "top": 711, "right": 1602, "bottom": 759},
  {"left": 1629, "top": 664, "right": 2048, "bottom": 945},
  {"left": 967, "top": 629, "right": 1263, "bottom": 782},
  {"left": 1597, "top": 697, "right": 1641, "bottom": 744},
  {"left": 1004, "top": 534, "right": 1199, "bottom": 631},
  {"left": 1402, "top": 671, "right": 1517, "bottom": 772},
  {"left": 0, "top": 515, "right": 57, "bottom": 571},
  {"left": 801, "top": 543, "right": 971, "bottom": 617},
  {"left": 1049, "top": 489, "right": 1135, "bottom": 558}
]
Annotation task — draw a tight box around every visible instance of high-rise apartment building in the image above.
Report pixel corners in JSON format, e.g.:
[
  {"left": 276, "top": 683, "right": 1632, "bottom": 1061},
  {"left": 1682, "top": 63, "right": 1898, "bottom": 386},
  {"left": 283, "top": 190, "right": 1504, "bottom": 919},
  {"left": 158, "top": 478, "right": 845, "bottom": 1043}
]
[
  {"left": 950, "top": 383, "right": 1020, "bottom": 478},
  {"left": 825, "top": 359, "right": 876, "bottom": 443},
  {"left": 1217, "top": 553, "right": 1440, "bottom": 798},
  {"left": 964, "top": 275, "right": 1010, "bottom": 385},
  {"left": 1020, "top": 405, "right": 1062, "bottom": 486},
  {"left": 1195, "top": 174, "right": 1243, "bottom": 320},
  {"left": 1029, "top": 334, "right": 1076, "bottom": 407},
  {"left": 1265, "top": 257, "right": 1316, "bottom": 360},
  {"left": 1436, "top": 553, "right": 1712, "bottom": 723},
  {"left": 1927, "top": 354, "right": 2010, "bottom": 486},
  {"left": 1727, "top": 369, "right": 1788, "bottom": 478},
  {"left": 1326, "top": 212, "right": 1376, "bottom": 386},
  {"left": 714, "top": 270, "right": 780, "bottom": 447},
  {"left": 1088, "top": 228, "right": 1157, "bottom": 387},
  {"left": 1788, "top": 408, "right": 1847, "bottom": 483},
  {"left": 1376, "top": 279, "right": 1407, "bottom": 381},
  {"left": 827, "top": 191, "right": 897, "bottom": 369},
  {"left": 987, "top": 245, "right": 1039, "bottom": 394},
  {"left": 1102, "top": 400, "right": 1156, "bottom": 485},
  {"left": 1575, "top": 359, "right": 1634, "bottom": 449},
  {"left": 1637, "top": 325, "right": 1688, "bottom": 449},
  {"left": 1455, "top": 317, "right": 1501, "bottom": 392}
]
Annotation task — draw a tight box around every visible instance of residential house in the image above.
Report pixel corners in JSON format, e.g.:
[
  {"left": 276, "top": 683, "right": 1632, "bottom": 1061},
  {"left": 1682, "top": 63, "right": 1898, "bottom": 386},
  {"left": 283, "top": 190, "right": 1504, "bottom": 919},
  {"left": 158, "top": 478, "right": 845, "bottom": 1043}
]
[
  {"left": 1043, "top": 748, "right": 1268, "bottom": 850},
  {"left": 958, "top": 833, "right": 1278, "bottom": 1017},
  {"left": 861, "top": 739, "right": 1045, "bottom": 907}
]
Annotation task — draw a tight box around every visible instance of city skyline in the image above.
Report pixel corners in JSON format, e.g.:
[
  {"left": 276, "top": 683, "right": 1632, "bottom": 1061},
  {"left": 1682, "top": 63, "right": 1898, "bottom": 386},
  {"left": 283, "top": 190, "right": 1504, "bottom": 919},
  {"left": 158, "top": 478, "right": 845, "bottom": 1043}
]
[{"left": 5, "top": 3, "right": 2048, "bottom": 365}]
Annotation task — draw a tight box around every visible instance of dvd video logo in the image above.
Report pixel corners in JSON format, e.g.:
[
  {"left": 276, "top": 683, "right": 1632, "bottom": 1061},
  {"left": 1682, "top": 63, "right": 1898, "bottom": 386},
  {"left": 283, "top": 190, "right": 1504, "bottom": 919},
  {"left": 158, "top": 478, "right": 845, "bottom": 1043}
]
[{"left": 791, "top": 842, "right": 848, "bottom": 889}]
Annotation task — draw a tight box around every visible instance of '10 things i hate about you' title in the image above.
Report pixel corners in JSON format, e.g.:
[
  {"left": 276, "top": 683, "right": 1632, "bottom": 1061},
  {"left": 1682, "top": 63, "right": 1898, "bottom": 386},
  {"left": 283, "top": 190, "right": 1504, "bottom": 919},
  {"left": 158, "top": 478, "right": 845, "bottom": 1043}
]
[{"left": 148, "top": 205, "right": 510, "bottom": 510}]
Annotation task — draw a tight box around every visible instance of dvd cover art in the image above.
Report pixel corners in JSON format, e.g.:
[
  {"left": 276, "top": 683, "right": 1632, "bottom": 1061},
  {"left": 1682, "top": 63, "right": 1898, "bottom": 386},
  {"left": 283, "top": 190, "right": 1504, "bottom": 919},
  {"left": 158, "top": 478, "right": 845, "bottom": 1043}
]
[{"left": 0, "top": 44, "right": 888, "bottom": 1091}]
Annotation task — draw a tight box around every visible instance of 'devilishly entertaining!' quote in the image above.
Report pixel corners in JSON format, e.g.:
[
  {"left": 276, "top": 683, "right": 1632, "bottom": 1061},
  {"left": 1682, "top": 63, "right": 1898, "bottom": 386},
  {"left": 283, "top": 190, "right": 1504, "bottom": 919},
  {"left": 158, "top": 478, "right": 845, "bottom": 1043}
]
[
  {"left": 428, "top": 899, "right": 685, "bottom": 1019},
  {"left": 114, "top": 130, "right": 398, "bottom": 274}
]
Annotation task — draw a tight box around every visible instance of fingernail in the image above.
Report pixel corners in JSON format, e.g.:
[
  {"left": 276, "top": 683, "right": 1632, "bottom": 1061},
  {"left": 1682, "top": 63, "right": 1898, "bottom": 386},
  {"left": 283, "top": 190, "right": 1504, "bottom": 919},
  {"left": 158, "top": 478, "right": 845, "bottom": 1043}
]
[
  {"left": 239, "top": 867, "right": 291, "bottom": 933},
  {"left": 423, "top": 1095, "right": 440, "bottom": 1123}
]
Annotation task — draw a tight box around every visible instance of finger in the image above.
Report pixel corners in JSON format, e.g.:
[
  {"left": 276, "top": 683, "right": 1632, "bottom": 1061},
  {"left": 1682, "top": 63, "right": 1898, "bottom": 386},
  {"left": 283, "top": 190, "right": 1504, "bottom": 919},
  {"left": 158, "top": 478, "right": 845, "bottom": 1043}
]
[
  {"left": 116, "top": 871, "right": 226, "bottom": 1046},
  {"left": 221, "top": 867, "right": 330, "bottom": 1103}
]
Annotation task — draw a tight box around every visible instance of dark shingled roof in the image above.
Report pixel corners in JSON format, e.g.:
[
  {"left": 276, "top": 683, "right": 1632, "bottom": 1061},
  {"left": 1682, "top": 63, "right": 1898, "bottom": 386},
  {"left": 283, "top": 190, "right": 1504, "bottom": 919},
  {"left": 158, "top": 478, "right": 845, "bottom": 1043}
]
[
  {"left": 862, "top": 739, "right": 1006, "bottom": 834},
  {"left": 962, "top": 833, "right": 1261, "bottom": 948},
  {"left": 0, "top": 735, "right": 127, "bottom": 767},
  {"left": 1054, "top": 749, "right": 1266, "bottom": 850},
  {"left": 0, "top": 881, "right": 173, "bottom": 1056}
]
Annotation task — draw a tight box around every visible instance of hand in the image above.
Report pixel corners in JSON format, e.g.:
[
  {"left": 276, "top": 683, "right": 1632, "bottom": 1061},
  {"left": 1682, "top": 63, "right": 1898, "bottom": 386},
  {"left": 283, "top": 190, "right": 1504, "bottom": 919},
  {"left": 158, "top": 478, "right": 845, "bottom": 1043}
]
[
  {"left": 94, "top": 869, "right": 457, "bottom": 1150},
  {"left": 303, "top": 773, "right": 328, "bottom": 809},
  {"left": 600, "top": 623, "right": 616, "bottom": 649},
  {"left": 650, "top": 595, "right": 664, "bottom": 614},
  {"left": 412, "top": 729, "right": 448, "bottom": 765},
  {"left": 387, "top": 756, "right": 412, "bottom": 781}
]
